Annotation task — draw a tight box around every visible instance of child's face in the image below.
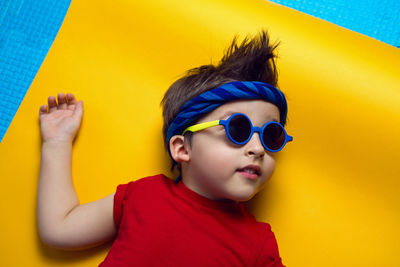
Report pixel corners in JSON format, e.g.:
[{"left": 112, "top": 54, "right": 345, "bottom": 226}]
[{"left": 183, "top": 99, "right": 280, "bottom": 202}]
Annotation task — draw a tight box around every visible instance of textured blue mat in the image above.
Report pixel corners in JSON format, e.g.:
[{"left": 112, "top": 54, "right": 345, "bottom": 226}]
[
  {"left": 270, "top": 0, "right": 400, "bottom": 48},
  {"left": 0, "top": 0, "right": 71, "bottom": 142}
]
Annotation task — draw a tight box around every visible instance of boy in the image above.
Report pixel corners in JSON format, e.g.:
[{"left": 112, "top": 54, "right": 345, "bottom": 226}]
[{"left": 38, "top": 30, "right": 291, "bottom": 266}]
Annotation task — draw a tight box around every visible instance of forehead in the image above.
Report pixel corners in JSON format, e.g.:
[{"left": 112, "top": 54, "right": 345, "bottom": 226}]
[{"left": 199, "top": 99, "right": 280, "bottom": 123}]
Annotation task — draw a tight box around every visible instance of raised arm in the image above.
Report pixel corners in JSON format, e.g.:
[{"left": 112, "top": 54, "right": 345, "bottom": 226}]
[{"left": 37, "top": 93, "right": 116, "bottom": 250}]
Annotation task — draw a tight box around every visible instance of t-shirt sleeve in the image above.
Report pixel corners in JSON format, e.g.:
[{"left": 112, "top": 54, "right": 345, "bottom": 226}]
[
  {"left": 254, "top": 228, "right": 286, "bottom": 267},
  {"left": 113, "top": 183, "right": 129, "bottom": 229}
]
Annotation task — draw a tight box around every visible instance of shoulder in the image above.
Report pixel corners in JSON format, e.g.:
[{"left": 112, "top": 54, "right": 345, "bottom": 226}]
[
  {"left": 254, "top": 228, "right": 284, "bottom": 266},
  {"left": 116, "top": 174, "right": 172, "bottom": 198},
  {"left": 235, "top": 206, "right": 283, "bottom": 265},
  {"left": 119, "top": 173, "right": 170, "bottom": 188},
  {"left": 237, "top": 205, "right": 276, "bottom": 244},
  {"left": 251, "top": 221, "right": 283, "bottom": 266}
]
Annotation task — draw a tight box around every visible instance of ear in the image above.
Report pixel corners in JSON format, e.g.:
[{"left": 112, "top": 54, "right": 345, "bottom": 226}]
[{"left": 169, "top": 135, "right": 190, "bottom": 163}]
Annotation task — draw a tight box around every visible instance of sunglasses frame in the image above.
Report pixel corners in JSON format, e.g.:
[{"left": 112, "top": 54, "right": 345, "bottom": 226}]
[{"left": 182, "top": 113, "right": 293, "bottom": 152}]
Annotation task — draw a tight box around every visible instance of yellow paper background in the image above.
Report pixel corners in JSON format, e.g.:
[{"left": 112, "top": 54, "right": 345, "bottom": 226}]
[{"left": 1, "top": 0, "right": 399, "bottom": 266}]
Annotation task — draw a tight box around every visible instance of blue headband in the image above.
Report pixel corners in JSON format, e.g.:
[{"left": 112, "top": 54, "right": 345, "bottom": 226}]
[{"left": 166, "top": 81, "right": 288, "bottom": 157}]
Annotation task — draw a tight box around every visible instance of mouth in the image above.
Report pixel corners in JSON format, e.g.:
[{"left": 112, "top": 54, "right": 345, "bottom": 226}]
[{"left": 236, "top": 165, "right": 261, "bottom": 180}]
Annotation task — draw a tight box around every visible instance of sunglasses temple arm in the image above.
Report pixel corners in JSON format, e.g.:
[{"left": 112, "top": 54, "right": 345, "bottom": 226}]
[{"left": 182, "top": 120, "right": 221, "bottom": 135}]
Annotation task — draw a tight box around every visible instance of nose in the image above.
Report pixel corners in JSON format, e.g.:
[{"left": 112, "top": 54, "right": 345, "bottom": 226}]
[{"left": 244, "top": 132, "right": 265, "bottom": 159}]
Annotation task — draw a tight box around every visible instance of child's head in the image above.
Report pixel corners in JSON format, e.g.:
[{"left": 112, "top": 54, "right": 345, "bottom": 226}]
[
  {"left": 162, "top": 31, "right": 279, "bottom": 146},
  {"left": 161, "top": 30, "right": 292, "bottom": 201}
]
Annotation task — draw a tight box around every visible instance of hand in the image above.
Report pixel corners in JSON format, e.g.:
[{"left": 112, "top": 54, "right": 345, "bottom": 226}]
[{"left": 39, "top": 93, "right": 84, "bottom": 144}]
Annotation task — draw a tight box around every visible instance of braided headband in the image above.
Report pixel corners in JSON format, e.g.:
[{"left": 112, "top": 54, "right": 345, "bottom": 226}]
[{"left": 166, "top": 81, "right": 288, "bottom": 157}]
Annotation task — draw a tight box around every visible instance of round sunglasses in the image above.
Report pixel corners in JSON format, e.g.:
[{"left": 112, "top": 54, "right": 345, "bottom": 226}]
[{"left": 182, "top": 113, "right": 293, "bottom": 152}]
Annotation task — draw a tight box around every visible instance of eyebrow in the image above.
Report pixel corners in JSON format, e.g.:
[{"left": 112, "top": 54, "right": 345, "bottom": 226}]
[{"left": 220, "top": 111, "right": 236, "bottom": 120}]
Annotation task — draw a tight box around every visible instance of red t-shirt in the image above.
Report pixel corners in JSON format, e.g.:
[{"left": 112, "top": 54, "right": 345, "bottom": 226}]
[{"left": 99, "top": 174, "right": 285, "bottom": 266}]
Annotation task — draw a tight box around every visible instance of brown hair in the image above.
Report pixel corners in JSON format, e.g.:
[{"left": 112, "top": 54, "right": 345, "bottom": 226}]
[{"left": 161, "top": 30, "right": 279, "bottom": 152}]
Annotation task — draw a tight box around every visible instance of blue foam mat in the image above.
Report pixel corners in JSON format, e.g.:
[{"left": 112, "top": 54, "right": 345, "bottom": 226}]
[
  {"left": 270, "top": 0, "right": 400, "bottom": 48},
  {"left": 0, "top": 0, "right": 71, "bottom": 142}
]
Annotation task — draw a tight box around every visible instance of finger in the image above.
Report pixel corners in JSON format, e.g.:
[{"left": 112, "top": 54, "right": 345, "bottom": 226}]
[
  {"left": 48, "top": 96, "right": 58, "bottom": 112},
  {"left": 57, "top": 93, "right": 67, "bottom": 110},
  {"left": 66, "top": 93, "right": 77, "bottom": 110},
  {"left": 39, "top": 104, "right": 48, "bottom": 115},
  {"left": 72, "top": 100, "right": 84, "bottom": 120}
]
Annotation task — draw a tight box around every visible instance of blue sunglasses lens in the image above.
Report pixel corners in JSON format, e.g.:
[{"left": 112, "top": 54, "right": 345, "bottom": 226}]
[
  {"left": 228, "top": 115, "right": 251, "bottom": 143},
  {"left": 262, "top": 123, "right": 285, "bottom": 150}
]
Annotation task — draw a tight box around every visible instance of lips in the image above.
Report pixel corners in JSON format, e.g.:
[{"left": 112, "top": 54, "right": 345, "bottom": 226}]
[{"left": 237, "top": 165, "right": 261, "bottom": 180}]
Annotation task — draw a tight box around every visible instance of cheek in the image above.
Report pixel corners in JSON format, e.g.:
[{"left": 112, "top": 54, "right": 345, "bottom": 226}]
[
  {"left": 195, "top": 144, "right": 234, "bottom": 165},
  {"left": 261, "top": 156, "right": 277, "bottom": 182},
  {"left": 190, "top": 134, "right": 237, "bottom": 169}
]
